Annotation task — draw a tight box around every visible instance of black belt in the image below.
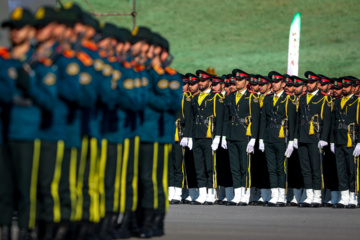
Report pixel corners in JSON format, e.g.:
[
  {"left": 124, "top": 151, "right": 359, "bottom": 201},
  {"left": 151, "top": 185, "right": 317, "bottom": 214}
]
[
  {"left": 196, "top": 118, "right": 213, "bottom": 125},
  {"left": 338, "top": 123, "right": 358, "bottom": 131},
  {"left": 231, "top": 116, "right": 246, "bottom": 123},
  {"left": 13, "top": 96, "right": 33, "bottom": 106},
  {"left": 267, "top": 123, "right": 282, "bottom": 129}
]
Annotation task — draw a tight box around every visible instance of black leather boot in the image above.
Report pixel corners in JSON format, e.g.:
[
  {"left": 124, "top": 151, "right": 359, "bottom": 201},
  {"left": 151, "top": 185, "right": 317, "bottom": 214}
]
[
  {"left": 38, "top": 221, "right": 55, "bottom": 240},
  {"left": 18, "top": 228, "right": 35, "bottom": 240},
  {"left": 152, "top": 213, "right": 165, "bottom": 237},
  {"left": 113, "top": 211, "right": 132, "bottom": 239},
  {"left": 138, "top": 209, "right": 154, "bottom": 238},
  {"left": 53, "top": 221, "right": 69, "bottom": 240},
  {"left": 1, "top": 225, "right": 11, "bottom": 240}
]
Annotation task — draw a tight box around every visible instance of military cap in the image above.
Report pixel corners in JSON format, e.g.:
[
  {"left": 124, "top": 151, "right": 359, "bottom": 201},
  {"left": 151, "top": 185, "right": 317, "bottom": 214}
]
[
  {"left": 268, "top": 71, "right": 285, "bottom": 82},
  {"left": 196, "top": 70, "right": 213, "bottom": 81},
  {"left": 186, "top": 73, "right": 199, "bottom": 84},
  {"left": 55, "top": 7, "right": 78, "bottom": 27},
  {"left": 222, "top": 75, "right": 230, "bottom": 86},
  {"left": 61, "top": 2, "right": 83, "bottom": 19},
  {"left": 226, "top": 74, "right": 236, "bottom": 85},
  {"left": 1, "top": 8, "right": 35, "bottom": 28},
  {"left": 331, "top": 78, "right": 342, "bottom": 89},
  {"left": 232, "top": 69, "right": 250, "bottom": 80},
  {"left": 100, "top": 22, "right": 118, "bottom": 39},
  {"left": 284, "top": 74, "right": 294, "bottom": 86},
  {"left": 81, "top": 12, "right": 100, "bottom": 32},
  {"left": 131, "top": 26, "right": 152, "bottom": 44},
  {"left": 291, "top": 75, "right": 307, "bottom": 86},
  {"left": 339, "top": 76, "right": 358, "bottom": 86},
  {"left": 212, "top": 75, "right": 225, "bottom": 84},
  {"left": 318, "top": 74, "right": 332, "bottom": 85},
  {"left": 257, "top": 75, "right": 271, "bottom": 85},
  {"left": 179, "top": 73, "right": 188, "bottom": 84},
  {"left": 33, "top": 6, "right": 57, "bottom": 28},
  {"left": 118, "top": 28, "right": 132, "bottom": 42},
  {"left": 249, "top": 74, "right": 259, "bottom": 85},
  {"left": 304, "top": 71, "right": 321, "bottom": 82}
]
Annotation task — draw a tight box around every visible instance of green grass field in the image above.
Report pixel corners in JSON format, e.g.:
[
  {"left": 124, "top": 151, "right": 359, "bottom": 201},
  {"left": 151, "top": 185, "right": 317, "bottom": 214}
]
[{"left": 62, "top": 0, "right": 360, "bottom": 77}]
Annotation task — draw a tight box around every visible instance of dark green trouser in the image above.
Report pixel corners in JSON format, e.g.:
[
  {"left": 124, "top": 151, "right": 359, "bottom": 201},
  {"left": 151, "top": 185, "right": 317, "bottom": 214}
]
[
  {"left": 298, "top": 143, "right": 321, "bottom": 190},
  {"left": 265, "top": 142, "right": 286, "bottom": 189},
  {"left": 228, "top": 140, "right": 249, "bottom": 188},
  {"left": 184, "top": 148, "right": 198, "bottom": 188},
  {"left": 103, "top": 142, "right": 122, "bottom": 214},
  {"left": 193, "top": 138, "right": 213, "bottom": 188},
  {"left": 252, "top": 147, "right": 270, "bottom": 189},
  {"left": 60, "top": 147, "right": 79, "bottom": 221},
  {"left": 216, "top": 145, "right": 233, "bottom": 188},
  {"left": 168, "top": 142, "right": 184, "bottom": 188},
  {"left": 155, "top": 143, "right": 170, "bottom": 214},
  {"left": 119, "top": 137, "right": 140, "bottom": 213},
  {"left": 322, "top": 146, "right": 339, "bottom": 191},
  {"left": 75, "top": 137, "right": 99, "bottom": 223},
  {"left": 0, "top": 140, "right": 40, "bottom": 229},
  {"left": 139, "top": 142, "right": 167, "bottom": 212},
  {"left": 335, "top": 144, "right": 355, "bottom": 192},
  {"left": 288, "top": 149, "right": 304, "bottom": 189},
  {"left": 38, "top": 140, "right": 64, "bottom": 223}
]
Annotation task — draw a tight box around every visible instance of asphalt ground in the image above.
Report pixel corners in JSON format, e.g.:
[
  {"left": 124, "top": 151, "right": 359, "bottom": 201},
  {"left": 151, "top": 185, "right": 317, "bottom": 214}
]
[{"left": 160, "top": 204, "right": 360, "bottom": 240}]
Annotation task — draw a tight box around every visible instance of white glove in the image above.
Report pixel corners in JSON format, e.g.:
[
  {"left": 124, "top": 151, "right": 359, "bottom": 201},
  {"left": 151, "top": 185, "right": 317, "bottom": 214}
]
[
  {"left": 259, "top": 139, "right": 265, "bottom": 152},
  {"left": 246, "top": 138, "right": 256, "bottom": 154},
  {"left": 285, "top": 141, "right": 294, "bottom": 158},
  {"left": 293, "top": 138, "right": 298, "bottom": 149},
  {"left": 318, "top": 140, "right": 328, "bottom": 149},
  {"left": 330, "top": 143, "right": 335, "bottom": 154},
  {"left": 353, "top": 143, "right": 360, "bottom": 157},
  {"left": 180, "top": 137, "right": 188, "bottom": 147},
  {"left": 187, "top": 138, "right": 193, "bottom": 150},
  {"left": 211, "top": 136, "right": 221, "bottom": 151},
  {"left": 221, "top": 136, "right": 227, "bottom": 149}
]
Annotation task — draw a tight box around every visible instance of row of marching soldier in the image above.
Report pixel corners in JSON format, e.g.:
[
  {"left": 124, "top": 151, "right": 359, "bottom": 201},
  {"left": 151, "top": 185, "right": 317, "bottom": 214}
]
[
  {"left": 169, "top": 68, "right": 360, "bottom": 209},
  {"left": 0, "top": 3, "right": 182, "bottom": 240}
]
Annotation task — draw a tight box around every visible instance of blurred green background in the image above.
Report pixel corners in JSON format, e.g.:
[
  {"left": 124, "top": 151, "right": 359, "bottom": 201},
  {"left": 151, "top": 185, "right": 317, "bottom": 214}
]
[{"left": 62, "top": 0, "right": 360, "bottom": 77}]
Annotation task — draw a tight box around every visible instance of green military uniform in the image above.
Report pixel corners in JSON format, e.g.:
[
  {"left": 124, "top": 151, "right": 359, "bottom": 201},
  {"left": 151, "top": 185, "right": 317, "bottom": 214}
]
[
  {"left": 223, "top": 69, "right": 260, "bottom": 206},
  {"left": 331, "top": 76, "right": 360, "bottom": 208},
  {"left": 190, "top": 71, "right": 224, "bottom": 205},
  {"left": 260, "top": 72, "right": 297, "bottom": 207},
  {"left": 298, "top": 71, "right": 332, "bottom": 207}
]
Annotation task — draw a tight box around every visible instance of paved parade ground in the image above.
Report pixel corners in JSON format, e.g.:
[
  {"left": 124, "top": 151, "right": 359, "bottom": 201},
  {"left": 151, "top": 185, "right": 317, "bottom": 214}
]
[{"left": 161, "top": 205, "right": 360, "bottom": 240}]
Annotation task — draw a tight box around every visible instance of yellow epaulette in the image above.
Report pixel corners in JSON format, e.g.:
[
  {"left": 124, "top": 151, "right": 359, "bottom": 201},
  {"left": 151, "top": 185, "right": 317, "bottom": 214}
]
[
  {"left": 164, "top": 66, "right": 177, "bottom": 75},
  {"left": 0, "top": 47, "right": 10, "bottom": 60},
  {"left": 153, "top": 65, "right": 165, "bottom": 75},
  {"left": 62, "top": 49, "right": 75, "bottom": 58},
  {"left": 76, "top": 51, "right": 93, "bottom": 67}
]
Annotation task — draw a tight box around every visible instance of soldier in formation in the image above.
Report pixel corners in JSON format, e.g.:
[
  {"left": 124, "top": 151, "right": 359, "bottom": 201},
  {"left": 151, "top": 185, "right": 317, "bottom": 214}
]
[{"left": 0, "top": 3, "right": 182, "bottom": 240}]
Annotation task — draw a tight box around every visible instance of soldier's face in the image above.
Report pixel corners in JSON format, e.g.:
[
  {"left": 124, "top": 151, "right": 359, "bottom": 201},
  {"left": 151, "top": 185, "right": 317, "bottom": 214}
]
[
  {"left": 229, "top": 85, "right": 236, "bottom": 92},
  {"left": 294, "top": 85, "right": 303, "bottom": 95},
  {"left": 131, "top": 41, "right": 142, "bottom": 56},
  {"left": 235, "top": 79, "right": 247, "bottom": 90},
  {"left": 259, "top": 83, "right": 269, "bottom": 94},
  {"left": 199, "top": 79, "right": 211, "bottom": 91},
  {"left": 52, "top": 24, "right": 66, "bottom": 40},
  {"left": 306, "top": 81, "right": 319, "bottom": 93},
  {"left": 333, "top": 88, "right": 342, "bottom": 97},
  {"left": 189, "top": 83, "right": 199, "bottom": 94},
  {"left": 355, "top": 85, "right": 360, "bottom": 94},
  {"left": 212, "top": 83, "right": 221, "bottom": 92},
  {"left": 272, "top": 81, "right": 284, "bottom": 93},
  {"left": 251, "top": 84, "right": 259, "bottom": 92},
  {"left": 10, "top": 25, "right": 32, "bottom": 45},
  {"left": 183, "top": 83, "right": 189, "bottom": 92},
  {"left": 342, "top": 85, "right": 353, "bottom": 96},
  {"left": 319, "top": 83, "right": 330, "bottom": 93},
  {"left": 285, "top": 85, "right": 294, "bottom": 94},
  {"left": 225, "top": 86, "right": 230, "bottom": 93},
  {"left": 36, "top": 23, "right": 55, "bottom": 43},
  {"left": 98, "top": 38, "right": 112, "bottom": 51}
]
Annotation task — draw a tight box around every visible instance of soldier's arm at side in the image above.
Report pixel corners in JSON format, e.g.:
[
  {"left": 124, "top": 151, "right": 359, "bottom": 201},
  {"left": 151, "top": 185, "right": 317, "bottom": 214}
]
[
  {"left": 214, "top": 94, "right": 224, "bottom": 136},
  {"left": 259, "top": 97, "right": 267, "bottom": 140},
  {"left": 250, "top": 95, "right": 261, "bottom": 139},
  {"left": 287, "top": 96, "right": 297, "bottom": 142},
  {"left": 320, "top": 96, "right": 332, "bottom": 142}
]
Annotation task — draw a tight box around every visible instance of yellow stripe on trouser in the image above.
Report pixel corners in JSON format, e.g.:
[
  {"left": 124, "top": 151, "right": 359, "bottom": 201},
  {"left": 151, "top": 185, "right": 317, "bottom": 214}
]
[
  {"left": 163, "top": 144, "right": 170, "bottom": 211},
  {"left": 131, "top": 137, "right": 140, "bottom": 211},
  {"left": 89, "top": 138, "right": 99, "bottom": 222},
  {"left": 214, "top": 152, "right": 217, "bottom": 188},
  {"left": 120, "top": 139, "right": 130, "bottom": 213},
  {"left": 51, "top": 140, "right": 65, "bottom": 223},
  {"left": 75, "top": 137, "right": 88, "bottom": 221},
  {"left": 152, "top": 142, "right": 159, "bottom": 210},
  {"left": 29, "top": 139, "right": 41, "bottom": 229},
  {"left": 357, "top": 157, "right": 359, "bottom": 192},
  {"left": 284, "top": 157, "right": 287, "bottom": 174},
  {"left": 99, "top": 139, "right": 107, "bottom": 218},
  {"left": 113, "top": 144, "right": 122, "bottom": 212},
  {"left": 69, "top": 148, "right": 78, "bottom": 221},
  {"left": 248, "top": 154, "right": 252, "bottom": 188}
]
